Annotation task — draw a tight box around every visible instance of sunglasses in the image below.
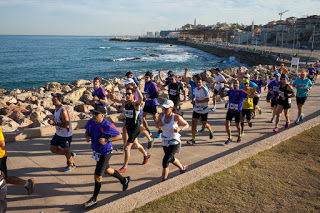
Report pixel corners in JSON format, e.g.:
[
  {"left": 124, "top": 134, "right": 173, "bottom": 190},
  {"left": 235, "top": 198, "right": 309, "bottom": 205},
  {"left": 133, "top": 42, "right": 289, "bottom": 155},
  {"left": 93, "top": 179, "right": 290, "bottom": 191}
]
[{"left": 126, "top": 93, "right": 132, "bottom": 95}]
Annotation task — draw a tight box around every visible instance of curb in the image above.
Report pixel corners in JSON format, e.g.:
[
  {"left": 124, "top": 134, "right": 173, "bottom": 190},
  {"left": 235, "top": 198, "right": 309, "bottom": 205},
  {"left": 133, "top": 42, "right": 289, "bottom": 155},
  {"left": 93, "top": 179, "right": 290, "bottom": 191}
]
[{"left": 91, "top": 114, "right": 320, "bottom": 213}]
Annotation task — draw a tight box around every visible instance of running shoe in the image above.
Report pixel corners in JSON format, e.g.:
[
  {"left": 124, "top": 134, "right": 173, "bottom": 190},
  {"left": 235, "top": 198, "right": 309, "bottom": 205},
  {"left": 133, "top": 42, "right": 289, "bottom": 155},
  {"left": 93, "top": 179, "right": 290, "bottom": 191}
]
[
  {"left": 299, "top": 113, "right": 304, "bottom": 122},
  {"left": 180, "top": 165, "right": 188, "bottom": 174},
  {"left": 273, "top": 127, "right": 279, "bottom": 132},
  {"left": 64, "top": 164, "right": 76, "bottom": 172},
  {"left": 198, "top": 126, "right": 206, "bottom": 132},
  {"left": 225, "top": 101, "right": 228, "bottom": 108},
  {"left": 147, "top": 138, "right": 154, "bottom": 149},
  {"left": 237, "top": 135, "right": 242, "bottom": 143},
  {"left": 295, "top": 118, "right": 299, "bottom": 125},
  {"left": 71, "top": 152, "right": 76, "bottom": 158},
  {"left": 116, "top": 145, "right": 124, "bottom": 153},
  {"left": 252, "top": 115, "right": 256, "bottom": 119},
  {"left": 83, "top": 197, "right": 97, "bottom": 208},
  {"left": 142, "top": 153, "right": 151, "bottom": 164},
  {"left": 241, "top": 130, "right": 245, "bottom": 136},
  {"left": 25, "top": 178, "right": 34, "bottom": 195},
  {"left": 122, "top": 176, "right": 130, "bottom": 191},
  {"left": 259, "top": 109, "right": 262, "bottom": 115},
  {"left": 117, "top": 166, "right": 127, "bottom": 174},
  {"left": 209, "top": 130, "right": 214, "bottom": 139},
  {"left": 155, "top": 133, "right": 162, "bottom": 138},
  {"left": 225, "top": 137, "right": 233, "bottom": 145},
  {"left": 186, "top": 139, "right": 195, "bottom": 145},
  {"left": 248, "top": 122, "right": 252, "bottom": 128},
  {"left": 285, "top": 121, "right": 290, "bottom": 128},
  {"left": 270, "top": 118, "right": 274, "bottom": 123},
  {"left": 211, "top": 106, "right": 216, "bottom": 112},
  {"left": 142, "top": 132, "right": 152, "bottom": 139}
]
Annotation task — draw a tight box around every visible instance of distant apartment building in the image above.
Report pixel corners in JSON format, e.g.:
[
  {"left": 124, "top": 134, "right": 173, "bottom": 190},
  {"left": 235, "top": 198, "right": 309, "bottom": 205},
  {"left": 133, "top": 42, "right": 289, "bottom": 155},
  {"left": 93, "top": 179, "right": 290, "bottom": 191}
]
[
  {"left": 146, "top": 32, "right": 154, "bottom": 38},
  {"left": 155, "top": 31, "right": 160, "bottom": 38}
]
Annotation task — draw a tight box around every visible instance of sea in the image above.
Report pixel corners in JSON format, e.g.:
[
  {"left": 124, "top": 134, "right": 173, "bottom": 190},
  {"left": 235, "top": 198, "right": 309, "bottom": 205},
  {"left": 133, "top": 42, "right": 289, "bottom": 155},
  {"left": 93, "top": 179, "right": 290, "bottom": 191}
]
[{"left": 0, "top": 35, "right": 244, "bottom": 91}]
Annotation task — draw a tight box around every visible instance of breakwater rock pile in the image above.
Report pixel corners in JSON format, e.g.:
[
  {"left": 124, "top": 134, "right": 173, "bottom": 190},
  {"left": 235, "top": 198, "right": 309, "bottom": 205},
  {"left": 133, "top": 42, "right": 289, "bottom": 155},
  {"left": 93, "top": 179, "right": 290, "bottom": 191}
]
[{"left": 0, "top": 65, "right": 301, "bottom": 133}]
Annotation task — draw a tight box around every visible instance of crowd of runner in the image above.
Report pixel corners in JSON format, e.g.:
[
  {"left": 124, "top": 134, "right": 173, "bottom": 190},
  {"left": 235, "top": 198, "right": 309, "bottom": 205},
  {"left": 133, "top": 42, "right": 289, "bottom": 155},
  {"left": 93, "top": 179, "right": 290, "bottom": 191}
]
[{"left": 0, "top": 61, "right": 318, "bottom": 210}]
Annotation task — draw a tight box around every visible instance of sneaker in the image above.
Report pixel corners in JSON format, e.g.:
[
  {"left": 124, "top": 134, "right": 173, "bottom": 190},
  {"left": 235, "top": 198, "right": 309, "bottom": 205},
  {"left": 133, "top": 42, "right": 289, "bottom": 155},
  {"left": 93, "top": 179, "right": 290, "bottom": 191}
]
[
  {"left": 270, "top": 118, "right": 274, "bottom": 123},
  {"left": 209, "top": 130, "right": 214, "bottom": 139},
  {"left": 141, "top": 132, "right": 152, "bottom": 139},
  {"left": 186, "top": 139, "right": 195, "bottom": 145},
  {"left": 252, "top": 115, "right": 256, "bottom": 119},
  {"left": 180, "top": 165, "right": 188, "bottom": 174},
  {"left": 241, "top": 130, "right": 245, "bottom": 136},
  {"left": 142, "top": 153, "right": 151, "bottom": 164},
  {"left": 64, "top": 164, "right": 76, "bottom": 172},
  {"left": 71, "top": 152, "right": 76, "bottom": 158},
  {"left": 225, "top": 101, "right": 228, "bottom": 108},
  {"left": 237, "top": 135, "right": 242, "bottom": 143},
  {"left": 155, "top": 133, "right": 162, "bottom": 138},
  {"left": 83, "top": 197, "right": 97, "bottom": 208},
  {"left": 285, "top": 121, "right": 290, "bottom": 128},
  {"left": 295, "top": 118, "right": 299, "bottom": 124},
  {"left": 211, "top": 106, "right": 216, "bottom": 112},
  {"left": 248, "top": 122, "right": 252, "bottom": 128},
  {"left": 259, "top": 109, "right": 262, "bottom": 115},
  {"left": 122, "top": 176, "right": 130, "bottom": 191},
  {"left": 147, "top": 138, "right": 154, "bottom": 149},
  {"left": 116, "top": 145, "right": 124, "bottom": 153},
  {"left": 225, "top": 137, "right": 233, "bottom": 145},
  {"left": 299, "top": 113, "right": 304, "bottom": 122},
  {"left": 199, "top": 126, "right": 206, "bottom": 132},
  {"left": 117, "top": 166, "right": 127, "bottom": 174},
  {"left": 25, "top": 178, "right": 34, "bottom": 195},
  {"left": 273, "top": 127, "right": 279, "bottom": 132}
]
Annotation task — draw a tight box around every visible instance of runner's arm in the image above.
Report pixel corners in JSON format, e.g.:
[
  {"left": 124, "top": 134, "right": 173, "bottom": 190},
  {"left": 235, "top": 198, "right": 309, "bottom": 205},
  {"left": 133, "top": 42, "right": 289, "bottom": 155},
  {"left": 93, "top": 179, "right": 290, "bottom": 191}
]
[
  {"left": 288, "top": 86, "right": 296, "bottom": 98},
  {"left": 176, "top": 115, "right": 189, "bottom": 133},
  {"left": 184, "top": 68, "right": 190, "bottom": 84},
  {"left": 58, "top": 108, "right": 70, "bottom": 128},
  {"left": 158, "top": 68, "right": 166, "bottom": 84},
  {"left": 135, "top": 87, "right": 143, "bottom": 108},
  {"left": 85, "top": 131, "right": 91, "bottom": 142},
  {"left": 99, "top": 133, "right": 122, "bottom": 145},
  {"left": 155, "top": 113, "right": 164, "bottom": 128}
]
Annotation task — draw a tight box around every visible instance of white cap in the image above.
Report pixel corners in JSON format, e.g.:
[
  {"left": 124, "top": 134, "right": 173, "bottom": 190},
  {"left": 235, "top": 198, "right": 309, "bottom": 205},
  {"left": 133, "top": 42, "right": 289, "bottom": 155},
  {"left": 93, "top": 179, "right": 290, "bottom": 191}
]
[
  {"left": 124, "top": 78, "right": 135, "bottom": 84},
  {"left": 244, "top": 73, "right": 250, "bottom": 78},
  {"left": 162, "top": 100, "right": 174, "bottom": 108}
]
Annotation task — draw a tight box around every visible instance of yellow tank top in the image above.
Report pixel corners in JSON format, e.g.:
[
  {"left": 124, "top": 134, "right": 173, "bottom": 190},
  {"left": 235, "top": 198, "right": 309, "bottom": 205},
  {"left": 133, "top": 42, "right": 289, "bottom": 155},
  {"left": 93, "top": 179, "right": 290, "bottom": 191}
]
[
  {"left": 242, "top": 88, "right": 253, "bottom": 109},
  {"left": 0, "top": 127, "right": 7, "bottom": 158}
]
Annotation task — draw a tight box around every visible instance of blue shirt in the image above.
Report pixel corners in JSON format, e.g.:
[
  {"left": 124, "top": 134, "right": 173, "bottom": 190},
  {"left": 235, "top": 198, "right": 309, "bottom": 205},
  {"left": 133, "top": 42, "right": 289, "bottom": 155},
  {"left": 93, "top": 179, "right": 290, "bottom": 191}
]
[
  {"left": 144, "top": 81, "right": 159, "bottom": 106},
  {"left": 239, "top": 81, "right": 258, "bottom": 90},
  {"left": 293, "top": 78, "right": 313, "bottom": 97},
  {"left": 250, "top": 80, "right": 263, "bottom": 94},
  {"left": 133, "top": 77, "right": 139, "bottom": 86},
  {"left": 85, "top": 119, "right": 120, "bottom": 155},
  {"left": 227, "top": 89, "right": 248, "bottom": 113},
  {"left": 308, "top": 68, "right": 316, "bottom": 76},
  {"left": 268, "top": 81, "right": 282, "bottom": 100},
  {"left": 93, "top": 87, "right": 107, "bottom": 107}
]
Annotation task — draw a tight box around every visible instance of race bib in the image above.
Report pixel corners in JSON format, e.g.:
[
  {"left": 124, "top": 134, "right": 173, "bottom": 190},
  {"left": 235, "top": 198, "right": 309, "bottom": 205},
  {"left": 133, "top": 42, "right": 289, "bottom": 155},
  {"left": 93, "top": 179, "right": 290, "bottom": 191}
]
[
  {"left": 288, "top": 98, "right": 291, "bottom": 104},
  {"left": 279, "top": 91, "right": 284, "bottom": 97},
  {"left": 273, "top": 86, "right": 279, "bottom": 92},
  {"left": 194, "top": 105, "right": 204, "bottom": 111},
  {"left": 125, "top": 110, "right": 134, "bottom": 118},
  {"left": 230, "top": 103, "right": 238, "bottom": 110},
  {"left": 91, "top": 151, "right": 101, "bottom": 161},
  {"left": 169, "top": 89, "right": 177, "bottom": 96},
  {"left": 145, "top": 94, "right": 151, "bottom": 101}
]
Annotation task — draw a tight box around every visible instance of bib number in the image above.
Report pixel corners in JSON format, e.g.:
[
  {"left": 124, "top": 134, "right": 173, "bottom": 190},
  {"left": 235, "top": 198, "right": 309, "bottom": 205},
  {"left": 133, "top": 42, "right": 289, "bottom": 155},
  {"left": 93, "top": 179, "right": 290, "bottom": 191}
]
[
  {"left": 288, "top": 98, "right": 291, "bottom": 104},
  {"left": 279, "top": 91, "right": 284, "bottom": 97},
  {"left": 230, "top": 103, "right": 238, "bottom": 110},
  {"left": 273, "top": 86, "right": 279, "bottom": 92},
  {"left": 195, "top": 105, "right": 204, "bottom": 111},
  {"left": 169, "top": 89, "right": 177, "bottom": 96},
  {"left": 91, "top": 151, "right": 101, "bottom": 161},
  {"left": 125, "top": 110, "right": 133, "bottom": 118}
]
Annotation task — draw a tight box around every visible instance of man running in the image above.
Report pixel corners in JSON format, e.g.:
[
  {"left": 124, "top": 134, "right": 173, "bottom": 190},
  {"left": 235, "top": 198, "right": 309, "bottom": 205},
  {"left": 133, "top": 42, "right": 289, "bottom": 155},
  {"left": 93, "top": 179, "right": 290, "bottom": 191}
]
[
  {"left": 90, "top": 77, "right": 107, "bottom": 109},
  {"left": 279, "top": 63, "right": 288, "bottom": 75},
  {"left": 307, "top": 64, "right": 317, "bottom": 83},
  {"left": 0, "top": 127, "right": 34, "bottom": 196},
  {"left": 223, "top": 79, "right": 249, "bottom": 144},
  {"left": 48, "top": 93, "right": 75, "bottom": 172},
  {"left": 187, "top": 75, "right": 214, "bottom": 145},
  {"left": 142, "top": 71, "right": 162, "bottom": 138},
  {"left": 211, "top": 68, "right": 227, "bottom": 111},
  {"left": 268, "top": 73, "right": 282, "bottom": 123},
  {"left": 250, "top": 74, "right": 263, "bottom": 117},
  {"left": 293, "top": 71, "right": 313, "bottom": 124},
  {"left": 83, "top": 105, "right": 130, "bottom": 208}
]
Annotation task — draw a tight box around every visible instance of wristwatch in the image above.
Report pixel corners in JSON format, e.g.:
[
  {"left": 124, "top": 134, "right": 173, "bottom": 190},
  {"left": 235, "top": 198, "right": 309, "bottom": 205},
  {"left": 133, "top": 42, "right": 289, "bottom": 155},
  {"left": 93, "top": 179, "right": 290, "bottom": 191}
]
[{"left": 107, "top": 138, "right": 111, "bottom": 143}]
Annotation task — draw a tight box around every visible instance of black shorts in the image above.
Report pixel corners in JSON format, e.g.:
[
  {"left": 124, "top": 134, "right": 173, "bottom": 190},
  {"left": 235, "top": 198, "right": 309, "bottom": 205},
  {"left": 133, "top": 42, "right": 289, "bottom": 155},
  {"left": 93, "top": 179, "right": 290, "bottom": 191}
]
[
  {"left": 127, "top": 127, "right": 140, "bottom": 143},
  {"left": 51, "top": 134, "right": 72, "bottom": 148},
  {"left": 296, "top": 96, "right": 307, "bottom": 105},
  {"left": 308, "top": 76, "right": 314, "bottom": 81},
  {"left": 214, "top": 88, "right": 224, "bottom": 95},
  {"left": 143, "top": 105, "right": 158, "bottom": 115},
  {"left": 94, "top": 153, "right": 112, "bottom": 176},
  {"left": 253, "top": 97, "right": 260, "bottom": 105},
  {"left": 271, "top": 99, "right": 278, "bottom": 107},
  {"left": 241, "top": 109, "right": 252, "bottom": 120},
  {"left": 171, "top": 99, "right": 180, "bottom": 112},
  {"left": 266, "top": 92, "right": 271, "bottom": 101},
  {"left": 277, "top": 99, "right": 291, "bottom": 109},
  {"left": 0, "top": 157, "right": 7, "bottom": 177},
  {"left": 192, "top": 111, "right": 208, "bottom": 121},
  {"left": 226, "top": 110, "right": 241, "bottom": 123}
]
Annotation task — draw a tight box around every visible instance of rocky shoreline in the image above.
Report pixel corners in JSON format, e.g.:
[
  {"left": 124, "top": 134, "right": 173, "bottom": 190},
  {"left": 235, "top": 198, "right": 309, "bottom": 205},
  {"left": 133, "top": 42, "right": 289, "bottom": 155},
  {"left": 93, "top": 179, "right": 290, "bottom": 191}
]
[{"left": 0, "top": 65, "right": 302, "bottom": 133}]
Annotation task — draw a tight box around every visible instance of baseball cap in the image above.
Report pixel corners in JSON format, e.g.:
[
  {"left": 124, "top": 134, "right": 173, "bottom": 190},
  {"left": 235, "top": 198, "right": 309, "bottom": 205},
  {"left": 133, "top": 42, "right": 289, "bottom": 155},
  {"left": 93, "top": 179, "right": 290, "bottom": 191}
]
[
  {"left": 274, "top": 73, "right": 281, "bottom": 77},
  {"left": 281, "top": 74, "right": 288, "bottom": 79},
  {"left": 145, "top": 71, "right": 153, "bottom": 78},
  {"left": 280, "top": 63, "right": 284, "bottom": 66},
  {"left": 90, "top": 104, "right": 107, "bottom": 114},
  {"left": 124, "top": 78, "right": 135, "bottom": 84},
  {"left": 51, "top": 93, "right": 63, "bottom": 101},
  {"left": 300, "top": 71, "right": 306, "bottom": 75},
  {"left": 244, "top": 73, "right": 250, "bottom": 78},
  {"left": 268, "top": 72, "right": 273, "bottom": 76},
  {"left": 162, "top": 100, "right": 174, "bottom": 108},
  {"left": 125, "top": 71, "right": 133, "bottom": 76},
  {"left": 243, "top": 79, "right": 250, "bottom": 84}
]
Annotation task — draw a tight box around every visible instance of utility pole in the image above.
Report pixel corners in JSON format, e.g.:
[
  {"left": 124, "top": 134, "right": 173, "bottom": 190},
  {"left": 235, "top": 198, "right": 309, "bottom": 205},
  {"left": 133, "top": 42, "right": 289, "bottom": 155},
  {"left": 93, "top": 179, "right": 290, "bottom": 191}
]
[
  {"left": 311, "top": 25, "right": 315, "bottom": 57},
  {"left": 292, "top": 25, "right": 296, "bottom": 55}
]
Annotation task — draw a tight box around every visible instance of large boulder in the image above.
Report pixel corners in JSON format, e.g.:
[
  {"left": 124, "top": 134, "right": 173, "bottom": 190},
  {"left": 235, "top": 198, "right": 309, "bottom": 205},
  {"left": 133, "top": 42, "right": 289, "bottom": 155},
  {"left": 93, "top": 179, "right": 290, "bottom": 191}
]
[
  {"left": 107, "top": 106, "right": 118, "bottom": 115},
  {"left": 44, "top": 82, "right": 61, "bottom": 92},
  {"left": 0, "top": 96, "right": 17, "bottom": 105},
  {"left": 0, "top": 116, "right": 19, "bottom": 132},
  {"left": 200, "top": 70, "right": 212, "bottom": 82},
  {"left": 9, "top": 89, "right": 22, "bottom": 96},
  {"left": 17, "top": 118, "right": 33, "bottom": 128},
  {"left": 16, "top": 92, "right": 34, "bottom": 102},
  {"left": 77, "top": 104, "right": 94, "bottom": 113},
  {"left": 9, "top": 110, "right": 25, "bottom": 122},
  {"left": 64, "top": 87, "right": 87, "bottom": 102},
  {"left": 29, "top": 110, "right": 46, "bottom": 123},
  {"left": 72, "top": 79, "right": 91, "bottom": 87},
  {"left": 61, "top": 85, "right": 72, "bottom": 93}
]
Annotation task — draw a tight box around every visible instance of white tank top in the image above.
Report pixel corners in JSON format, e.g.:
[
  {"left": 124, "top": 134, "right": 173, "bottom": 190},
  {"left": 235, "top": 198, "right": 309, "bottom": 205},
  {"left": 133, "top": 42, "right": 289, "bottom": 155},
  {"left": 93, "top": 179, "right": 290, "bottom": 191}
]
[
  {"left": 161, "top": 114, "right": 180, "bottom": 146},
  {"left": 54, "top": 106, "right": 72, "bottom": 137}
]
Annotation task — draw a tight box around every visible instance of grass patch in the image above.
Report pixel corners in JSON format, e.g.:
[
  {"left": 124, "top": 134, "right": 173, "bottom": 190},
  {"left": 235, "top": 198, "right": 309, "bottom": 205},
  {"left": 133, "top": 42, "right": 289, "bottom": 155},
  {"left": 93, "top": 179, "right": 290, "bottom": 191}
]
[{"left": 132, "top": 125, "right": 320, "bottom": 213}]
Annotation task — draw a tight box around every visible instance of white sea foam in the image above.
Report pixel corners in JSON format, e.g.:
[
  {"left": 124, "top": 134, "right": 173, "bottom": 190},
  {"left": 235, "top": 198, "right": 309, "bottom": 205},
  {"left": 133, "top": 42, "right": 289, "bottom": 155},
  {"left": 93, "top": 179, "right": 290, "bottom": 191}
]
[
  {"left": 99, "top": 47, "right": 111, "bottom": 49},
  {"left": 111, "top": 52, "right": 195, "bottom": 62}
]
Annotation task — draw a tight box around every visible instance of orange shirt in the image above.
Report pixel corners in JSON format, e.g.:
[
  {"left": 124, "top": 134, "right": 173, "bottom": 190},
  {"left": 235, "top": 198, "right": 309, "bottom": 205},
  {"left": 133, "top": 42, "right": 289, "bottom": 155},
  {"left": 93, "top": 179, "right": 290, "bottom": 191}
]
[{"left": 0, "top": 127, "right": 7, "bottom": 158}]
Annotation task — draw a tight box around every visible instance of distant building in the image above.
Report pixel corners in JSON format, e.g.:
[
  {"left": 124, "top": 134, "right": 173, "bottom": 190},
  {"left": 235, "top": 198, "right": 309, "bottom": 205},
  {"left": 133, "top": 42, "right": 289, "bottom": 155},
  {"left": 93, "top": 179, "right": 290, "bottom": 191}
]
[
  {"left": 146, "top": 32, "right": 154, "bottom": 38},
  {"left": 167, "top": 32, "right": 180, "bottom": 38},
  {"left": 155, "top": 31, "right": 160, "bottom": 38},
  {"left": 160, "top": 30, "right": 174, "bottom": 38}
]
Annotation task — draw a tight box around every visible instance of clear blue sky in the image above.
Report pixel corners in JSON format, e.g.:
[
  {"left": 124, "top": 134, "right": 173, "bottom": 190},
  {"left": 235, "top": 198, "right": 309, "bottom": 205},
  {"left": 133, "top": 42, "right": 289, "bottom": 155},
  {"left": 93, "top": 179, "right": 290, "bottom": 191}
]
[{"left": 0, "top": 0, "right": 319, "bottom": 36}]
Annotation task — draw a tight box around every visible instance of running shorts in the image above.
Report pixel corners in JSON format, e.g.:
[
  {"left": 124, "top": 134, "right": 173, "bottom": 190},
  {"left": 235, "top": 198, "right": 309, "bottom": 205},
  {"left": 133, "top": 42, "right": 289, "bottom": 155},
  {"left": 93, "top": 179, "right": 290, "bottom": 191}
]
[
  {"left": 143, "top": 105, "right": 158, "bottom": 115},
  {"left": 51, "top": 134, "right": 72, "bottom": 148},
  {"left": 296, "top": 96, "right": 307, "bottom": 105},
  {"left": 226, "top": 111, "right": 241, "bottom": 123},
  {"left": 253, "top": 97, "right": 260, "bottom": 105},
  {"left": 241, "top": 109, "right": 252, "bottom": 120},
  {"left": 192, "top": 111, "right": 208, "bottom": 121},
  {"left": 94, "top": 153, "right": 112, "bottom": 176}
]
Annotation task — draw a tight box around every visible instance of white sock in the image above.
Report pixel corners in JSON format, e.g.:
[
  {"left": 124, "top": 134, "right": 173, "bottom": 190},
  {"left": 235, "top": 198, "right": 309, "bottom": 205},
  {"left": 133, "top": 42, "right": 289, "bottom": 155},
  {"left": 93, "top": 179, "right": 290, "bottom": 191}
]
[
  {"left": 24, "top": 180, "right": 29, "bottom": 187},
  {"left": 144, "top": 152, "right": 148, "bottom": 157}
]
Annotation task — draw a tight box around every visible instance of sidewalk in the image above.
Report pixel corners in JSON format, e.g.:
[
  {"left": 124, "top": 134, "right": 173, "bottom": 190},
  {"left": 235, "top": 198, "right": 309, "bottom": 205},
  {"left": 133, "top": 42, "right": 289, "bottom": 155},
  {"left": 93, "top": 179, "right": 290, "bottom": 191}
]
[{"left": 5, "top": 84, "right": 320, "bottom": 212}]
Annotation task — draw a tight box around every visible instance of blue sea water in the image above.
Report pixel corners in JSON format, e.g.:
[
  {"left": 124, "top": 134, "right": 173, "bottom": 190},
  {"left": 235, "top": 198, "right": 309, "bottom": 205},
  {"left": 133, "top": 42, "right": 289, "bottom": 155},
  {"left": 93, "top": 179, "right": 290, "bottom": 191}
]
[{"left": 0, "top": 35, "right": 243, "bottom": 91}]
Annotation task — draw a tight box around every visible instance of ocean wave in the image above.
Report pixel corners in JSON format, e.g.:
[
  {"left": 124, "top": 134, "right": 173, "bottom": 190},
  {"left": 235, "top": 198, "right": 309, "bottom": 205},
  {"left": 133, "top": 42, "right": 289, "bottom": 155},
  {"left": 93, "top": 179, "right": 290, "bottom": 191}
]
[
  {"left": 99, "top": 46, "right": 111, "bottom": 49},
  {"left": 111, "top": 52, "right": 194, "bottom": 62}
]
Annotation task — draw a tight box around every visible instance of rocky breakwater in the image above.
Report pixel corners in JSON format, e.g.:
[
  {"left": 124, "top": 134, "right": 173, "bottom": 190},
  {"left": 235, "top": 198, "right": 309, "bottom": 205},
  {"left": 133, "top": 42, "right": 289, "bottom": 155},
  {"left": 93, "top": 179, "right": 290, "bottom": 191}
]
[{"left": 0, "top": 65, "right": 301, "bottom": 134}]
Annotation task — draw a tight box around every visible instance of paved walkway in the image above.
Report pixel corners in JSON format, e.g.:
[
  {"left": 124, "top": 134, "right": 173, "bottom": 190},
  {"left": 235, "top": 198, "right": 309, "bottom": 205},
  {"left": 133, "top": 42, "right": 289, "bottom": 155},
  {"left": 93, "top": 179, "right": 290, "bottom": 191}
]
[{"left": 5, "top": 83, "right": 320, "bottom": 212}]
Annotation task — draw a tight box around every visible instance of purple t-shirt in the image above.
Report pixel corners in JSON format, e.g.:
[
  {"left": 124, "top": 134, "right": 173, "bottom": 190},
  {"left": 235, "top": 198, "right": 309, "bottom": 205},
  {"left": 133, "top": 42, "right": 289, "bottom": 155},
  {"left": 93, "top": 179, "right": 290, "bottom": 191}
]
[
  {"left": 227, "top": 89, "right": 248, "bottom": 113},
  {"left": 93, "top": 87, "right": 107, "bottom": 107},
  {"left": 250, "top": 79, "right": 263, "bottom": 94},
  {"left": 268, "top": 81, "right": 282, "bottom": 100},
  {"left": 144, "top": 81, "right": 159, "bottom": 106},
  {"left": 85, "top": 119, "right": 120, "bottom": 155}
]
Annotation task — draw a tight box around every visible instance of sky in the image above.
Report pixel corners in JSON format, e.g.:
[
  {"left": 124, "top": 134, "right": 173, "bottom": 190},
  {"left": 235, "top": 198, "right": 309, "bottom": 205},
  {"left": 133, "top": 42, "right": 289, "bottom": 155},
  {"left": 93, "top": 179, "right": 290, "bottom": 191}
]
[{"left": 0, "top": 0, "right": 319, "bottom": 36}]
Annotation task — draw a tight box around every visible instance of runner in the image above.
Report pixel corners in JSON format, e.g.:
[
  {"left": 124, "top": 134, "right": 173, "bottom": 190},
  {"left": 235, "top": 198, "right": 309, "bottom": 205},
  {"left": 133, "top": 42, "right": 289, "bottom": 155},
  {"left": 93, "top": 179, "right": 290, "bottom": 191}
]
[
  {"left": 239, "top": 73, "right": 258, "bottom": 89},
  {"left": 293, "top": 71, "right": 313, "bottom": 124},
  {"left": 211, "top": 68, "right": 227, "bottom": 111},
  {"left": 0, "top": 127, "right": 34, "bottom": 196},
  {"left": 0, "top": 170, "right": 6, "bottom": 212},
  {"left": 83, "top": 105, "right": 130, "bottom": 208},
  {"left": 125, "top": 71, "right": 139, "bottom": 86},
  {"left": 90, "top": 77, "right": 107, "bottom": 109},
  {"left": 156, "top": 100, "right": 189, "bottom": 181},
  {"left": 223, "top": 79, "right": 249, "bottom": 144},
  {"left": 313, "top": 60, "right": 320, "bottom": 82},
  {"left": 268, "top": 73, "right": 282, "bottom": 123},
  {"left": 48, "top": 93, "right": 75, "bottom": 172},
  {"left": 307, "top": 64, "right": 317, "bottom": 83},
  {"left": 251, "top": 74, "right": 263, "bottom": 118},
  {"left": 186, "top": 75, "right": 214, "bottom": 145},
  {"left": 142, "top": 71, "right": 162, "bottom": 138},
  {"left": 240, "top": 79, "right": 259, "bottom": 136},
  {"left": 278, "top": 63, "right": 288, "bottom": 75},
  {"left": 236, "top": 66, "right": 246, "bottom": 83},
  {"left": 273, "top": 75, "right": 295, "bottom": 131}
]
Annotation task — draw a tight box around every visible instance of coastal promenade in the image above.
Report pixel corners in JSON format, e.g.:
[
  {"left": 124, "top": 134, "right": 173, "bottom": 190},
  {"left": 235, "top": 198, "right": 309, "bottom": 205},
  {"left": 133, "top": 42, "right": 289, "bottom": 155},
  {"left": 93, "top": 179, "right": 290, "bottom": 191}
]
[{"left": 5, "top": 84, "right": 320, "bottom": 212}]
